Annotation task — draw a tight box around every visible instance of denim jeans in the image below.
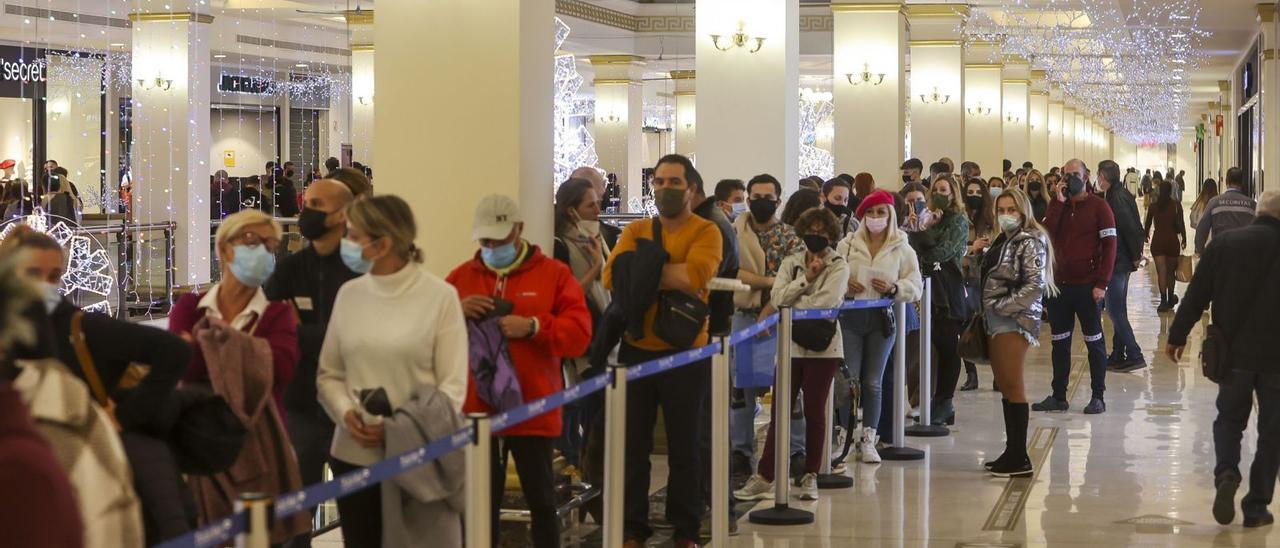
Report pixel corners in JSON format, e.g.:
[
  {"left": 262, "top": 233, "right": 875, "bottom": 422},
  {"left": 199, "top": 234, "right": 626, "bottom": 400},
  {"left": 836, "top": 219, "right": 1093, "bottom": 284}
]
[
  {"left": 729, "top": 312, "right": 804, "bottom": 462},
  {"left": 1104, "top": 269, "right": 1143, "bottom": 362},
  {"left": 1047, "top": 283, "right": 1109, "bottom": 400},
  {"left": 1214, "top": 370, "right": 1280, "bottom": 517},
  {"left": 839, "top": 309, "right": 896, "bottom": 430}
]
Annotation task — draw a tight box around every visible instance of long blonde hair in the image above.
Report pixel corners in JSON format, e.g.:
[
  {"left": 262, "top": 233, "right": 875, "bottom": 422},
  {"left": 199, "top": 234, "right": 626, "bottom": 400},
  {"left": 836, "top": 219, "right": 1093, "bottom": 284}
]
[{"left": 996, "top": 188, "right": 1058, "bottom": 297}]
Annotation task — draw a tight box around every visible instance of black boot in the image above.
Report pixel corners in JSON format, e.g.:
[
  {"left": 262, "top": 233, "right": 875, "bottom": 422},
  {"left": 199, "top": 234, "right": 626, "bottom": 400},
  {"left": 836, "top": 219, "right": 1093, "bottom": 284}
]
[
  {"left": 989, "top": 403, "right": 1033, "bottom": 478},
  {"left": 1157, "top": 290, "right": 1171, "bottom": 311},
  {"left": 960, "top": 362, "right": 979, "bottom": 391},
  {"left": 984, "top": 399, "right": 1011, "bottom": 470},
  {"left": 1168, "top": 288, "right": 1179, "bottom": 307}
]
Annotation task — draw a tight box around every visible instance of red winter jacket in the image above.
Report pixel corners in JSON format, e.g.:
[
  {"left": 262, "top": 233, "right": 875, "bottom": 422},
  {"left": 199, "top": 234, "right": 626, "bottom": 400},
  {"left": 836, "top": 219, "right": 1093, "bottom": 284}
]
[
  {"left": 446, "top": 244, "right": 592, "bottom": 437},
  {"left": 1044, "top": 194, "right": 1118, "bottom": 290}
]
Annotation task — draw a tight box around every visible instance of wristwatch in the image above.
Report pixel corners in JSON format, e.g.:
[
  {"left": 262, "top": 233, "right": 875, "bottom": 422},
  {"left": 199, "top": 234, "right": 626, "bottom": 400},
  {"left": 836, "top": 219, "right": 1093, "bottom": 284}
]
[{"left": 529, "top": 317, "right": 540, "bottom": 338}]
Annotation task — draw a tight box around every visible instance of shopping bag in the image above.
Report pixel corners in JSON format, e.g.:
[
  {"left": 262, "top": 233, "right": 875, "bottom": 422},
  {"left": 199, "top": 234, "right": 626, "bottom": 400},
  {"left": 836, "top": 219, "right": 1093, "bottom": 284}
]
[
  {"left": 733, "top": 327, "right": 778, "bottom": 388},
  {"left": 1175, "top": 254, "right": 1194, "bottom": 283}
]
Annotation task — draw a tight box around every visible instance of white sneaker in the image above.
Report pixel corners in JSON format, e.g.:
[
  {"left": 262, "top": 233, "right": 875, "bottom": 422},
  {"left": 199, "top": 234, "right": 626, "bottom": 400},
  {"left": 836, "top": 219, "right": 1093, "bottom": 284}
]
[
  {"left": 860, "top": 428, "right": 882, "bottom": 464},
  {"left": 795, "top": 473, "right": 819, "bottom": 501},
  {"left": 733, "top": 474, "right": 774, "bottom": 500},
  {"left": 908, "top": 406, "right": 920, "bottom": 420}
]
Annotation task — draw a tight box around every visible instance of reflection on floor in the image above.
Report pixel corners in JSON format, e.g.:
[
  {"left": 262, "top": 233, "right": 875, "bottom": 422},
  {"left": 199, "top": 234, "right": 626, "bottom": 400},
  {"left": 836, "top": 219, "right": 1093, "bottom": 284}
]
[{"left": 315, "top": 264, "right": 1278, "bottom": 547}]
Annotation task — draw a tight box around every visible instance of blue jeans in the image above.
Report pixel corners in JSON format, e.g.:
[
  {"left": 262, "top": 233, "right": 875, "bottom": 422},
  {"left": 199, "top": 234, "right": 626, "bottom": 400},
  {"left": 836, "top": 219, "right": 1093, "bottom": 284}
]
[
  {"left": 839, "top": 309, "right": 896, "bottom": 430},
  {"left": 730, "top": 312, "right": 804, "bottom": 461},
  {"left": 1104, "top": 269, "right": 1142, "bottom": 362}
]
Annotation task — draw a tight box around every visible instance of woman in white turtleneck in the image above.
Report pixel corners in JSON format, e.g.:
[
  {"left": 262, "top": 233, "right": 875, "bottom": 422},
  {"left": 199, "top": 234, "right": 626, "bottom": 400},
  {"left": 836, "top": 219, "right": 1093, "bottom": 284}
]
[{"left": 316, "top": 195, "right": 468, "bottom": 548}]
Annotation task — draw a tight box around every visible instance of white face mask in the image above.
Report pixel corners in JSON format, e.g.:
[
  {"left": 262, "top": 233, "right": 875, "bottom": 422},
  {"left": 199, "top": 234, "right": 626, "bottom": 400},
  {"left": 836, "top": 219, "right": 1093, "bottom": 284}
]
[{"left": 865, "top": 216, "right": 889, "bottom": 234}]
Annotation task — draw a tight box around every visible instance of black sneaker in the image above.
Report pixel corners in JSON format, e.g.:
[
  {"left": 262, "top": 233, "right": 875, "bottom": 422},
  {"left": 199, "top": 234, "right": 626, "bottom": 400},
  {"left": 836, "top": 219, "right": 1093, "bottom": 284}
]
[
  {"left": 988, "top": 455, "right": 1033, "bottom": 478},
  {"left": 730, "top": 453, "right": 752, "bottom": 489},
  {"left": 1031, "top": 396, "right": 1069, "bottom": 412},
  {"left": 1107, "top": 355, "right": 1125, "bottom": 370},
  {"left": 789, "top": 452, "right": 806, "bottom": 480},
  {"left": 1214, "top": 470, "right": 1241, "bottom": 525},
  {"left": 1244, "top": 511, "right": 1274, "bottom": 529},
  {"left": 1113, "top": 358, "right": 1147, "bottom": 373},
  {"left": 1083, "top": 398, "right": 1107, "bottom": 415},
  {"left": 983, "top": 451, "right": 1010, "bottom": 471}
]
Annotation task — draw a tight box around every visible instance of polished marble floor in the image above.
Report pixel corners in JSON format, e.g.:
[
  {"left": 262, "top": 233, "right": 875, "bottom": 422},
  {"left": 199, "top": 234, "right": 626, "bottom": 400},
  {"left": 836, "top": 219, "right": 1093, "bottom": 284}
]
[{"left": 729, "top": 264, "right": 1278, "bottom": 547}]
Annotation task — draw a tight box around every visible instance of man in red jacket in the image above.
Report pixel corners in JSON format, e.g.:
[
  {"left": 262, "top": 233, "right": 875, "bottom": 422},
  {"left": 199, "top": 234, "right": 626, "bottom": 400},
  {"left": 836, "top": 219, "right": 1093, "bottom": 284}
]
[
  {"left": 446, "top": 194, "right": 592, "bottom": 548},
  {"left": 1034, "top": 158, "right": 1117, "bottom": 415}
]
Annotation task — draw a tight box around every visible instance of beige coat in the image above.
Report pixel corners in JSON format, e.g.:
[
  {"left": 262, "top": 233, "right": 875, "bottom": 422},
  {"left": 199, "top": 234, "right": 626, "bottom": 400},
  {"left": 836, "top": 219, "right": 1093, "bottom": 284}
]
[
  {"left": 14, "top": 359, "right": 144, "bottom": 548},
  {"left": 771, "top": 248, "right": 850, "bottom": 359}
]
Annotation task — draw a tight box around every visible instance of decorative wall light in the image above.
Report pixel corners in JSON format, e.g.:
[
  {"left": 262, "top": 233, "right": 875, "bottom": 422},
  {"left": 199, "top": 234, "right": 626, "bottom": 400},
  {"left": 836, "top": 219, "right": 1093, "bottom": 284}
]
[
  {"left": 710, "top": 21, "right": 765, "bottom": 54},
  {"left": 358, "top": 95, "right": 374, "bottom": 105},
  {"left": 597, "top": 112, "right": 622, "bottom": 124},
  {"left": 919, "top": 86, "right": 950, "bottom": 104},
  {"left": 136, "top": 75, "right": 173, "bottom": 91},
  {"left": 967, "top": 102, "right": 992, "bottom": 116},
  {"left": 846, "top": 62, "right": 885, "bottom": 86},
  {"left": 1005, "top": 112, "right": 1021, "bottom": 124}
]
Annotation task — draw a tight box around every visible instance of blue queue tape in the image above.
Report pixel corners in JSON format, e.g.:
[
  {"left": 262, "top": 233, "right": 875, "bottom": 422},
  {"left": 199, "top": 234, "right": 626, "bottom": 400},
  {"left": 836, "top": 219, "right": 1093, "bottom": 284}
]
[
  {"left": 727, "top": 314, "right": 779, "bottom": 346},
  {"left": 154, "top": 512, "right": 246, "bottom": 548},
  {"left": 491, "top": 373, "right": 609, "bottom": 433},
  {"left": 626, "top": 342, "right": 722, "bottom": 381},
  {"left": 840, "top": 298, "right": 895, "bottom": 310},
  {"left": 791, "top": 308, "right": 841, "bottom": 320}
]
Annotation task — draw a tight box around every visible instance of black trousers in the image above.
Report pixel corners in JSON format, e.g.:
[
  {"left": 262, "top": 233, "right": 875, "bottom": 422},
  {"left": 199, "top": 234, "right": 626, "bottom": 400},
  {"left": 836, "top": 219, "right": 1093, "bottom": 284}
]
[
  {"left": 621, "top": 343, "right": 708, "bottom": 544},
  {"left": 1214, "top": 370, "right": 1280, "bottom": 517},
  {"left": 929, "top": 316, "right": 965, "bottom": 401},
  {"left": 330, "top": 458, "right": 381, "bottom": 548},
  {"left": 491, "top": 435, "right": 560, "bottom": 548},
  {"left": 1047, "top": 283, "right": 1108, "bottom": 400}
]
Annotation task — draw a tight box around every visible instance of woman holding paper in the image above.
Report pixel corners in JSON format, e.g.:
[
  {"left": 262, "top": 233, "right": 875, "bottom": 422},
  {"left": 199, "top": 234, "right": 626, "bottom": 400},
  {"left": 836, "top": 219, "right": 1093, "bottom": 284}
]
[{"left": 836, "top": 190, "right": 922, "bottom": 463}]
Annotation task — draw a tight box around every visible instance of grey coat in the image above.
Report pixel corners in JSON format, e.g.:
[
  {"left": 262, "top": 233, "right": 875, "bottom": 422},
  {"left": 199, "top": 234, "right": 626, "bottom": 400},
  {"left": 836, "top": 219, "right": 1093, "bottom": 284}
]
[
  {"left": 380, "top": 384, "right": 466, "bottom": 548},
  {"left": 981, "top": 228, "right": 1051, "bottom": 339}
]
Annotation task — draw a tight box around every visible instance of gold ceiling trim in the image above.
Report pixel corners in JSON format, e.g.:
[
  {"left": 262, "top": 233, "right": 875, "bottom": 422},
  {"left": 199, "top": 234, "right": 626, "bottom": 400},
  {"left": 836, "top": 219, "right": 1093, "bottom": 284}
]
[
  {"left": 128, "top": 12, "right": 214, "bottom": 24},
  {"left": 1219, "top": 80, "right": 1232, "bottom": 91},
  {"left": 1003, "top": 79, "right": 1031, "bottom": 85},
  {"left": 344, "top": 10, "right": 373, "bottom": 25},
  {"left": 673, "top": 90, "right": 696, "bottom": 97},
  {"left": 1258, "top": 3, "right": 1276, "bottom": 23},
  {"left": 1264, "top": 49, "right": 1277, "bottom": 60},
  {"left": 588, "top": 55, "right": 647, "bottom": 66},
  {"left": 350, "top": 44, "right": 374, "bottom": 52},
  {"left": 831, "top": 3, "right": 903, "bottom": 14},
  {"left": 1030, "top": 69, "right": 1047, "bottom": 79},
  {"left": 965, "top": 63, "right": 1003, "bottom": 70},
  {"left": 909, "top": 39, "right": 961, "bottom": 47},
  {"left": 669, "top": 70, "right": 696, "bottom": 80},
  {"left": 905, "top": 3, "right": 970, "bottom": 18},
  {"left": 1031, "top": 91, "right": 1050, "bottom": 96},
  {"left": 593, "top": 78, "right": 640, "bottom": 86}
]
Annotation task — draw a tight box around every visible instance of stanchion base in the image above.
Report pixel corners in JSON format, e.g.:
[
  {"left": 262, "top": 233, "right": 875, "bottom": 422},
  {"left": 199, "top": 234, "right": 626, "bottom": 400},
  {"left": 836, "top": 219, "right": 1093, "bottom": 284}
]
[
  {"left": 748, "top": 505, "right": 815, "bottom": 525},
  {"left": 878, "top": 446, "right": 926, "bottom": 461},
  {"left": 904, "top": 424, "right": 951, "bottom": 437},
  {"left": 816, "top": 474, "right": 853, "bottom": 489}
]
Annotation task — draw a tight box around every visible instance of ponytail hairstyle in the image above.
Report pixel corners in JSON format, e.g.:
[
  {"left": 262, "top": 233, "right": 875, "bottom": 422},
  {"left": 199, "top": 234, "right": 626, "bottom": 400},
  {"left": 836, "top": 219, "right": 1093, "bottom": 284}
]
[{"left": 346, "top": 194, "right": 423, "bottom": 264}]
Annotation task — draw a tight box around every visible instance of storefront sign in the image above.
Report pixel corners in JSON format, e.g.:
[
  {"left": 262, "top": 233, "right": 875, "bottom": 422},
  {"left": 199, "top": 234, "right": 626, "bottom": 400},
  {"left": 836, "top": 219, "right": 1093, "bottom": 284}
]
[
  {"left": 0, "top": 45, "right": 45, "bottom": 97},
  {"left": 1, "top": 56, "right": 45, "bottom": 84},
  {"left": 223, "top": 150, "right": 236, "bottom": 167}
]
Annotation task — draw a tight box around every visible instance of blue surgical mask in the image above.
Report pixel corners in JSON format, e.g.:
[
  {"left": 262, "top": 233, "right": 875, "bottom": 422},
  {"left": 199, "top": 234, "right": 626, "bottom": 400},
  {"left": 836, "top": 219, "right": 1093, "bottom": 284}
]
[
  {"left": 730, "top": 202, "right": 748, "bottom": 220},
  {"left": 340, "top": 238, "right": 372, "bottom": 274},
  {"left": 42, "top": 282, "right": 62, "bottom": 314},
  {"left": 229, "top": 244, "right": 276, "bottom": 288},
  {"left": 482, "top": 242, "right": 519, "bottom": 269},
  {"left": 990, "top": 187, "right": 1004, "bottom": 199}
]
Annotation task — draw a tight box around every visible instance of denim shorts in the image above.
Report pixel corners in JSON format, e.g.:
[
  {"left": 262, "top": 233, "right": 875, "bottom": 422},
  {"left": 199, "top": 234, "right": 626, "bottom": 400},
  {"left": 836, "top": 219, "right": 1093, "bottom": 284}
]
[{"left": 984, "top": 308, "right": 1039, "bottom": 346}]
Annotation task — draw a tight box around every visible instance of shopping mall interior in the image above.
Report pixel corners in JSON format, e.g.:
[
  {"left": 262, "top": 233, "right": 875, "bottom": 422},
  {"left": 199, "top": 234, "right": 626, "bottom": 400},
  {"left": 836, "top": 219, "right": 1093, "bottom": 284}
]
[{"left": 0, "top": 0, "right": 1278, "bottom": 547}]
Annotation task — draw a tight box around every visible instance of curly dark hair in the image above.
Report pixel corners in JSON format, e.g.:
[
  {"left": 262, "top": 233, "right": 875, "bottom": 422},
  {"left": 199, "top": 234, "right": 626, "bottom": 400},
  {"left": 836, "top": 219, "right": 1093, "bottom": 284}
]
[
  {"left": 781, "top": 188, "right": 822, "bottom": 227},
  {"left": 793, "top": 206, "right": 842, "bottom": 243}
]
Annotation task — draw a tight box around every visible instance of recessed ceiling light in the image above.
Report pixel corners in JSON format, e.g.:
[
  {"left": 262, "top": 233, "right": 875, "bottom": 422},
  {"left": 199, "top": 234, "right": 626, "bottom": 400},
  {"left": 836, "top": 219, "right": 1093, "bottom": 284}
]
[
  {"left": 295, "top": 63, "right": 308, "bottom": 68},
  {"left": 213, "top": 54, "right": 227, "bottom": 59},
  {"left": 109, "top": 43, "right": 125, "bottom": 47}
]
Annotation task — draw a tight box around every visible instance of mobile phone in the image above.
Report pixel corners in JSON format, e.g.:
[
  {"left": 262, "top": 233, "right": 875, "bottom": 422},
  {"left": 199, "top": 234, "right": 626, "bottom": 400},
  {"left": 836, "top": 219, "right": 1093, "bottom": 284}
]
[{"left": 913, "top": 200, "right": 926, "bottom": 216}]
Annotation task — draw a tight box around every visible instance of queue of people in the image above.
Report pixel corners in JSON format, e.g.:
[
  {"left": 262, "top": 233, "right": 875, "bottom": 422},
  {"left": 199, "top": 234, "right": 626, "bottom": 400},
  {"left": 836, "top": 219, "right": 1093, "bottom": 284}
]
[{"left": 0, "top": 148, "right": 1273, "bottom": 548}]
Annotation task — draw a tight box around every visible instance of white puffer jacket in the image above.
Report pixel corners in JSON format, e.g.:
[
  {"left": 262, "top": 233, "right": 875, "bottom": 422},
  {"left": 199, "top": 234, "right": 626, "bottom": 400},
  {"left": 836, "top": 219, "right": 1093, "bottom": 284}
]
[{"left": 837, "top": 223, "right": 924, "bottom": 305}]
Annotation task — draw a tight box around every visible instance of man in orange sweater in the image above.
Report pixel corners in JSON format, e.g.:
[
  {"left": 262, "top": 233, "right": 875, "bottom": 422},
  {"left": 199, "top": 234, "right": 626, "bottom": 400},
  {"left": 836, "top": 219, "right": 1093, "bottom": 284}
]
[{"left": 604, "top": 154, "right": 722, "bottom": 548}]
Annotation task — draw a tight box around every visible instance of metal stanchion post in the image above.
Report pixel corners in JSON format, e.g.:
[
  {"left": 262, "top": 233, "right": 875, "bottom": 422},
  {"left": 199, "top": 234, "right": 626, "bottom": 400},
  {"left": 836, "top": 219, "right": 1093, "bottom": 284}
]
[
  {"left": 879, "top": 300, "right": 925, "bottom": 461},
  {"left": 749, "top": 307, "right": 814, "bottom": 525},
  {"left": 907, "top": 278, "right": 949, "bottom": 437},
  {"left": 465, "top": 414, "right": 492, "bottom": 548},
  {"left": 710, "top": 337, "right": 731, "bottom": 541},
  {"left": 115, "top": 225, "right": 128, "bottom": 320},
  {"left": 817, "top": 382, "right": 852, "bottom": 489},
  {"left": 234, "top": 492, "right": 272, "bottom": 548},
  {"left": 603, "top": 363, "right": 628, "bottom": 547}
]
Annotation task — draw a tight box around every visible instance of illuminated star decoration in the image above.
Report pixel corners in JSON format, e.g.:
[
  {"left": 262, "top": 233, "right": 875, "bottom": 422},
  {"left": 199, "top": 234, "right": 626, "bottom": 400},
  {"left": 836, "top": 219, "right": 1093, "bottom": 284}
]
[
  {"left": 553, "top": 17, "right": 599, "bottom": 192},
  {"left": 800, "top": 88, "right": 835, "bottom": 181},
  {"left": 0, "top": 210, "right": 115, "bottom": 314}
]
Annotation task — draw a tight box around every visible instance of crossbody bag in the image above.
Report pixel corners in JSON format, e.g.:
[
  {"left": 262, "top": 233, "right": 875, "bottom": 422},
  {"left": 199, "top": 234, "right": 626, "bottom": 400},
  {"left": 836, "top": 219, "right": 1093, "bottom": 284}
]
[{"left": 650, "top": 217, "right": 710, "bottom": 349}]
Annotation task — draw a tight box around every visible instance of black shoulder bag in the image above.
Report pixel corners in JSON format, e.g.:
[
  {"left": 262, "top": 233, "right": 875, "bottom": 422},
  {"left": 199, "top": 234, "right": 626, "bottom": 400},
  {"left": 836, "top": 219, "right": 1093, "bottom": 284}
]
[
  {"left": 1201, "top": 238, "right": 1280, "bottom": 383},
  {"left": 789, "top": 258, "right": 842, "bottom": 353},
  {"left": 651, "top": 217, "right": 710, "bottom": 349}
]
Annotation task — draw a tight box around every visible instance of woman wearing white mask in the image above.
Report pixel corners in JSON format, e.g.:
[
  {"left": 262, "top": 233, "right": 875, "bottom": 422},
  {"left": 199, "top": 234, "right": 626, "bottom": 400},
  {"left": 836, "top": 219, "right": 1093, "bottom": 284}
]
[
  {"left": 317, "top": 195, "right": 468, "bottom": 547},
  {"left": 836, "top": 190, "right": 922, "bottom": 463}
]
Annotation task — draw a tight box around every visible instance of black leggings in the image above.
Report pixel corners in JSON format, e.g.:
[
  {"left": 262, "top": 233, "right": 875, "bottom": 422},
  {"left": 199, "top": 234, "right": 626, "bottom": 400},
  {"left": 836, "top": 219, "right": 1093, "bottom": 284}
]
[
  {"left": 930, "top": 316, "right": 964, "bottom": 401},
  {"left": 330, "top": 458, "right": 381, "bottom": 548},
  {"left": 491, "top": 436, "right": 560, "bottom": 548}
]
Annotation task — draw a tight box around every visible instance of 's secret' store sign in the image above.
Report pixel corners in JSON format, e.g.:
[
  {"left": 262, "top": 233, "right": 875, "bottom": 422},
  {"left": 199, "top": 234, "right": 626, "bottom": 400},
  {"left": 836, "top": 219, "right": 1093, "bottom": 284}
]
[{"left": 0, "top": 45, "right": 45, "bottom": 97}]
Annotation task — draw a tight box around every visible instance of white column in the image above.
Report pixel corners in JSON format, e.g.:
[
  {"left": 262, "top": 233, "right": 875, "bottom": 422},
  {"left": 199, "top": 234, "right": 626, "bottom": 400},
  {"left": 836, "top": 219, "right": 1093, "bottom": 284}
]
[
  {"left": 375, "top": 1, "right": 553, "bottom": 275},
  {"left": 1075, "top": 112, "right": 1087, "bottom": 162},
  {"left": 672, "top": 70, "right": 697, "bottom": 157},
  {"left": 1029, "top": 75, "right": 1049, "bottom": 170},
  {"left": 351, "top": 45, "right": 375, "bottom": 167},
  {"left": 1062, "top": 106, "right": 1076, "bottom": 162},
  {"left": 833, "top": 1, "right": 906, "bottom": 185},
  {"left": 697, "top": 0, "right": 799, "bottom": 192},
  {"left": 130, "top": 11, "right": 213, "bottom": 286},
  {"left": 1220, "top": 80, "right": 1234, "bottom": 178},
  {"left": 906, "top": 5, "right": 968, "bottom": 165},
  {"left": 1048, "top": 99, "right": 1064, "bottom": 169},
  {"left": 590, "top": 56, "right": 646, "bottom": 208},
  {"left": 1001, "top": 66, "right": 1030, "bottom": 169},
  {"left": 1264, "top": 4, "right": 1278, "bottom": 191},
  {"left": 964, "top": 63, "right": 1002, "bottom": 177}
]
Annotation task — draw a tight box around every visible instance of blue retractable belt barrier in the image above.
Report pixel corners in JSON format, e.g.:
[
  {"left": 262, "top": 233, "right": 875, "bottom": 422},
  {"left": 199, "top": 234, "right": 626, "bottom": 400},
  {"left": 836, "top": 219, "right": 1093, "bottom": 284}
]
[{"left": 155, "top": 298, "right": 892, "bottom": 547}]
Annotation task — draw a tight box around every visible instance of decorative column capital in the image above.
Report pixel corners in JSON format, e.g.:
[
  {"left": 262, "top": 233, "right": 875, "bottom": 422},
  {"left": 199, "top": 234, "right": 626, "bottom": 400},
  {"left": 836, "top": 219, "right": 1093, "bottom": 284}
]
[
  {"left": 1258, "top": 3, "right": 1275, "bottom": 23},
  {"left": 587, "top": 55, "right": 647, "bottom": 67},
  {"left": 904, "top": 3, "right": 970, "bottom": 19},
  {"left": 1219, "top": 80, "right": 1232, "bottom": 92},
  {"left": 351, "top": 44, "right": 374, "bottom": 52},
  {"left": 831, "top": 2, "right": 905, "bottom": 15},
  {"left": 669, "top": 70, "right": 696, "bottom": 80},
  {"left": 128, "top": 12, "right": 214, "bottom": 24}
]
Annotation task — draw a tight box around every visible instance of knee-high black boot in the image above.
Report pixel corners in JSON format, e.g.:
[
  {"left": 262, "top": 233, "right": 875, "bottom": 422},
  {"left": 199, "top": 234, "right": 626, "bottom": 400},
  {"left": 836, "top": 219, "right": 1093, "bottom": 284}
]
[
  {"left": 990, "top": 403, "right": 1033, "bottom": 477},
  {"left": 984, "top": 399, "right": 1011, "bottom": 470}
]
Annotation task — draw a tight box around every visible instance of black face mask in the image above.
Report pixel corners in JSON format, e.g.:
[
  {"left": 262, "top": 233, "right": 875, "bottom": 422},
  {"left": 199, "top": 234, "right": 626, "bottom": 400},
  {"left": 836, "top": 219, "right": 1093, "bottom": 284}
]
[
  {"left": 1027, "top": 182, "right": 1043, "bottom": 194},
  {"left": 802, "top": 235, "right": 829, "bottom": 254},
  {"left": 1066, "top": 173, "right": 1087, "bottom": 196},
  {"left": 748, "top": 198, "right": 779, "bottom": 223},
  {"left": 902, "top": 174, "right": 913, "bottom": 183},
  {"left": 825, "top": 201, "right": 849, "bottom": 218},
  {"left": 964, "top": 195, "right": 985, "bottom": 212},
  {"left": 297, "top": 207, "right": 332, "bottom": 241}
]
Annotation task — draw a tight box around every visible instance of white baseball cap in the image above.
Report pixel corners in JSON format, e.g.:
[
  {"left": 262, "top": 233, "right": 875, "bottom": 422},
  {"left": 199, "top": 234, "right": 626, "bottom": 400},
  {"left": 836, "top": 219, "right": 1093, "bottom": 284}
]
[{"left": 472, "top": 194, "right": 522, "bottom": 241}]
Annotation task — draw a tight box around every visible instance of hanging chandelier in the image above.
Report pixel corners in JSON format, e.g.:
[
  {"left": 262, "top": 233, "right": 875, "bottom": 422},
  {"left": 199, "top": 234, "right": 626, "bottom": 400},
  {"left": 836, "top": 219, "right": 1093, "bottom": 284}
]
[{"left": 964, "top": 0, "right": 1209, "bottom": 143}]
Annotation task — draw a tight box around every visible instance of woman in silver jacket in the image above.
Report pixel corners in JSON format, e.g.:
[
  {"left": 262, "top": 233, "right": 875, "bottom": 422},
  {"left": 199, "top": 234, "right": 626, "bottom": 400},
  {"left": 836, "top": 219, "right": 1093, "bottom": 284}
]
[{"left": 980, "top": 188, "right": 1057, "bottom": 478}]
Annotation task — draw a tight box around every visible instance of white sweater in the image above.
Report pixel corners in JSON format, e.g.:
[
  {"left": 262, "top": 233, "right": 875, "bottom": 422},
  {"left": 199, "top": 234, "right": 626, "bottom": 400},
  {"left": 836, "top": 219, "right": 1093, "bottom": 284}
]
[{"left": 316, "top": 262, "right": 469, "bottom": 466}]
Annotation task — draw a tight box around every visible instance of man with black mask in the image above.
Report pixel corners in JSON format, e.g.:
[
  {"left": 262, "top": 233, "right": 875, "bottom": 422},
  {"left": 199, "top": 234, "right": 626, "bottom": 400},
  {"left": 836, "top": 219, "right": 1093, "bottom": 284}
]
[
  {"left": 1035, "top": 158, "right": 1117, "bottom": 416},
  {"left": 901, "top": 158, "right": 924, "bottom": 186},
  {"left": 263, "top": 178, "right": 359, "bottom": 544},
  {"left": 821, "top": 177, "right": 859, "bottom": 234}
]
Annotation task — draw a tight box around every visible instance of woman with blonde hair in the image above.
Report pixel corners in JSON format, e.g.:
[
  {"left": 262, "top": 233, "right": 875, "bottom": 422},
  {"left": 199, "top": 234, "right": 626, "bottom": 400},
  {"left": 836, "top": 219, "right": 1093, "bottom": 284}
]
[
  {"left": 981, "top": 188, "right": 1057, "bottom": 477},
  {"left": 317, "top": 194, "right": 468, "bottom": 547}
]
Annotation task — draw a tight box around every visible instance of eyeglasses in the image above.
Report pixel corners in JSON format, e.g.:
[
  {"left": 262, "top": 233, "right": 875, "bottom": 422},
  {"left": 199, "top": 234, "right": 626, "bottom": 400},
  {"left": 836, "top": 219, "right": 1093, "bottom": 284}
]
[{"left": 232, "top": 231, "right": 280, "bottom": 253}]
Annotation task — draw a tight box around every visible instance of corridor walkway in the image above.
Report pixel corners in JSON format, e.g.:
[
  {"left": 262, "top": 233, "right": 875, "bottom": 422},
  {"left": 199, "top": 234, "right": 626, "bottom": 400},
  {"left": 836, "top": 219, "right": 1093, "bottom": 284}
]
[{"left": 733, "top": 264, "right": 1274, "bottom": 547}]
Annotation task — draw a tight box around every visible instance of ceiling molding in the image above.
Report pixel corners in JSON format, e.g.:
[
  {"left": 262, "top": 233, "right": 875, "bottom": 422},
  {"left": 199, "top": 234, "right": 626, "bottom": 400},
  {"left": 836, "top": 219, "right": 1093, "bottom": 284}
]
[
  {"left": 908, "top": 39, "right": 960, "bottom": 47},
  {"left": 237, "top": 34, "right": 350, "bottom": 57},
  {"left": 904, "top": 3, "right": 970, "bottom": 19},
  {"left": 6, "top": 3, "right": 131, "bottom": 29},
  {"left": 588, "top": 55, "right": 646, "bottom": 65},
  {"left": 830, "top": 3, "right": 904, "bottom": 15},
  {"left": 128, "top": 12, "right": 214, "bottom": 24},
  {"left": 555, "top": 0, "right": 832, "bottom": 33},
  {"left": 669, "top": 70, "right": 695, "bottom": 80}
]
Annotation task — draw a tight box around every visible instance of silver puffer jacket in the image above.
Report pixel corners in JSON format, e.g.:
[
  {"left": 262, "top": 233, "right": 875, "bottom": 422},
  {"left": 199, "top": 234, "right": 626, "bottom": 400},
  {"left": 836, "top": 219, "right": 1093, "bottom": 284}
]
[{"left": 981, "top": 228, "right": 1050, "bottom": 338}]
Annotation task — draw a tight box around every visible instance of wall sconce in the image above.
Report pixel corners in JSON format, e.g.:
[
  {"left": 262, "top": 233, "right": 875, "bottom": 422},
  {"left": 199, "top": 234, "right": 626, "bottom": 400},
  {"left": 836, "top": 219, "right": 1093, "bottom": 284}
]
[
  {"left": 919, "top": 86, "right": 950, "bottom": 104},
  {"left": 358, "top": 95, "right": 374, "bottom": 105},
  {"left": 684, "top": 122, "right": 693, "bottom": 130},
  {"left": 136, "top": 75, "right": 173, "bottom": 91},
  {"left": 967, "top": 102, "right": 992, "bottom": 116},
  {"left": 1005, "top": 112, "right": 1021, "bottom": 124},
  {"left": 710, "top": 21, "right": 765, "bottom": 54},
  {"left": 598, "top": 112, "right": 622, "bottom": 124},
  {"left": 846, "top": 62, "right": 885, "bottom": 86},
  {"left": 1030, "top": 123, "right": 1037, "bottom": 131}
]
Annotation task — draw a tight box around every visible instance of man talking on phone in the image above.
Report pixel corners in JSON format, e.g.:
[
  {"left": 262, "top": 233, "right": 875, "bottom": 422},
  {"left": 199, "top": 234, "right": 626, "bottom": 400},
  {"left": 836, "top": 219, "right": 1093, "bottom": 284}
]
[{"left": 1033, "top": 158, "right": 1117, "bottom": 415}]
